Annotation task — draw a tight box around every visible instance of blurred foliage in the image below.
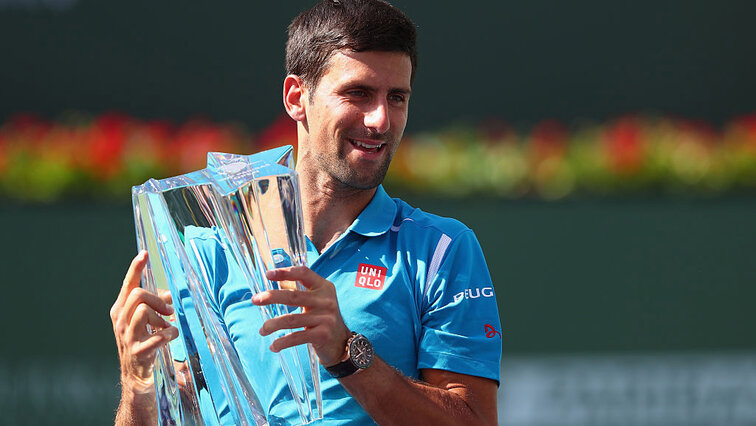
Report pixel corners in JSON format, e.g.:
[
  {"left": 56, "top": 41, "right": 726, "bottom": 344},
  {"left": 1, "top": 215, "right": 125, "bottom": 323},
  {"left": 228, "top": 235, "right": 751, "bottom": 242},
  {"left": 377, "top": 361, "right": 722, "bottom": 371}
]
[
  {"left": 0, "top": 112, "right": 295, "bottom": 202},
  {"left": 1, "top": 112, "right": 756, "bottom": 202},
  {"left": 388, "top": 114, "right": 756, "bottom": 199}
]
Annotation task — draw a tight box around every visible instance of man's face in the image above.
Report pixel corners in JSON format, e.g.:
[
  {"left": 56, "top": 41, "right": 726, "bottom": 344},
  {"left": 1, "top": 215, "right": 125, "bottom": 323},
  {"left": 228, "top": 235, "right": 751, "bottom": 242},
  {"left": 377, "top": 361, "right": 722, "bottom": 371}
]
[{"left": 299, "top": 50, "right": 412, "bottom": 190}]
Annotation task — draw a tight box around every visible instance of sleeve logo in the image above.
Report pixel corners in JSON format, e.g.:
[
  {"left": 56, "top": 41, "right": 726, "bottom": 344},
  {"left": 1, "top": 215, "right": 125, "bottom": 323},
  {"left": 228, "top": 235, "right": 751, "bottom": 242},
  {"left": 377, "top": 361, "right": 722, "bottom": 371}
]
[
  {"left": 485, "top": 324, "right": 501, "bottom": 338},
  {"left": 355, "top": 263, "right": 387, "bottom": 290},
  {"left": 453, "top": 286, "right": 495, "bottom": 304}
]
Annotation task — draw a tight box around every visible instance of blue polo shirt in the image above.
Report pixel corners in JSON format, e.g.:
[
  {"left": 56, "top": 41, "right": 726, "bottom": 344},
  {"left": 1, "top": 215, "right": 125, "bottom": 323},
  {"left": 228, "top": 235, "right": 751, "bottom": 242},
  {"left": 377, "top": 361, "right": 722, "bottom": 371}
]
[{"left": 188, "top": 185, "right": 501, "bottom": 424}]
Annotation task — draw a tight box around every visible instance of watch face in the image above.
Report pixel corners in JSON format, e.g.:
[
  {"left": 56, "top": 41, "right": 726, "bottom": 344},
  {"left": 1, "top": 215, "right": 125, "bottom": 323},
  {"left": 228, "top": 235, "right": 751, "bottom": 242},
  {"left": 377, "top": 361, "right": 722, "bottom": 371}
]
[{"left": 349, "top": 335, "right": 374, "bottom": 369}]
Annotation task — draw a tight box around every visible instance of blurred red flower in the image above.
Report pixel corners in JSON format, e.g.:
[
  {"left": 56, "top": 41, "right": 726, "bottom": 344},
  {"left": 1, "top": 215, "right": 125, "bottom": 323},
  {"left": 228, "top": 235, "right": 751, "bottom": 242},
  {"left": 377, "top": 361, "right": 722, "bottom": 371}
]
[
  {"left": 86, "top": 113, "right": 130, "bottom": 179},
  {"left": 604, "top": 116, "right": 644, "bottom": 175},
  {"left": 257, "top": 114, "right": 297, "bottom": 153}
]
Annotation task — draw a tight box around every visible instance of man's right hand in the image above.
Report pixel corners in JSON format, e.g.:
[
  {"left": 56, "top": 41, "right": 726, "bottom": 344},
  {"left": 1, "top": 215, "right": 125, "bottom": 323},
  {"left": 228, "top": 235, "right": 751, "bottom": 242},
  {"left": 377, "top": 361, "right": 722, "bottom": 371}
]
[{"left": 110, "top": 250, "right": 178, "bottom": 422}]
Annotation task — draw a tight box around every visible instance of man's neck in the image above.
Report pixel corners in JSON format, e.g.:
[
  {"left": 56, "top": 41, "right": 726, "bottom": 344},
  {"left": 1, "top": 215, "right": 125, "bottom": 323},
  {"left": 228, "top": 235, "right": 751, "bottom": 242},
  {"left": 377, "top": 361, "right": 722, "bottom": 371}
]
[{"left": 297, "top": 167, "right": 377, "bottom": 254}]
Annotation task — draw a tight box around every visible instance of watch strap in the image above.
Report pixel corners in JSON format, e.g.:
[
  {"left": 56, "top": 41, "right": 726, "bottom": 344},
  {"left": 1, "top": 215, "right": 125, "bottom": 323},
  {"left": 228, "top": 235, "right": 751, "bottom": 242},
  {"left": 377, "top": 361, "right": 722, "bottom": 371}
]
[{"left": 325, "top": 356, "right": 361, "bottom": 378}]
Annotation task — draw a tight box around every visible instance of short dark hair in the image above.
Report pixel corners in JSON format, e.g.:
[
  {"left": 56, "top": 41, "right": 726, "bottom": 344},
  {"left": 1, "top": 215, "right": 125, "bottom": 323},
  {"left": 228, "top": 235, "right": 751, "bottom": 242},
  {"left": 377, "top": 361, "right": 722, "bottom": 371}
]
[{"left": 286, "top": 0, "right": 418, "bottom": 88}]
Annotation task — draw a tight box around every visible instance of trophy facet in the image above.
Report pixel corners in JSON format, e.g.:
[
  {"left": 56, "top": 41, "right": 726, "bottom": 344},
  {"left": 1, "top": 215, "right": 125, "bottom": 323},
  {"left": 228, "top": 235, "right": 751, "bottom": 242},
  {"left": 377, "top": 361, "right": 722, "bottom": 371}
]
[{"left": 132, "top": 146, "right": 322, "bottom": 425}]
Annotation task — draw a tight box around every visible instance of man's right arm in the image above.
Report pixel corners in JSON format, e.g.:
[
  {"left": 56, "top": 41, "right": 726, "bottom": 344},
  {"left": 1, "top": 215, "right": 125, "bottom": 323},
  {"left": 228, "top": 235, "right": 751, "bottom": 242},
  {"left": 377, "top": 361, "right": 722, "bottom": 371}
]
[{"left": 110, "top": 251, "right": 178, "bottom": 425}]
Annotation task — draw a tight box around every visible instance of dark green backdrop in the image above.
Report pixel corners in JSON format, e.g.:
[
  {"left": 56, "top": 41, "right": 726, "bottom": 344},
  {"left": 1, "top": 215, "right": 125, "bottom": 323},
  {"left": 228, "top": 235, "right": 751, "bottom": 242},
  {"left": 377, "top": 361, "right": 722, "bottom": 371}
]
[{"left": 1, "top": 0, "right": 754, "bottom": 130}]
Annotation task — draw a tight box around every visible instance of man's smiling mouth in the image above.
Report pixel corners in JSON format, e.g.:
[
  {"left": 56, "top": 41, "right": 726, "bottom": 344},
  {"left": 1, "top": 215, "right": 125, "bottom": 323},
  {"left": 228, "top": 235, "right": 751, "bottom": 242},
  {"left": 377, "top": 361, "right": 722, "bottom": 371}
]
[{"left": 349, "top": 139, "right": 386, "bottom": 153}]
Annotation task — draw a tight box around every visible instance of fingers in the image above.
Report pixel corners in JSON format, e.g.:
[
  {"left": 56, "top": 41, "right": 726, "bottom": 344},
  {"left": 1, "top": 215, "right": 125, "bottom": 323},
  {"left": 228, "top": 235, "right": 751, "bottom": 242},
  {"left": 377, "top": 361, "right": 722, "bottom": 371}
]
[
  {"left": 255, "top": 266, "right": 336, "bottom": 309},
  {"left": 158, "top": 289, "right": 173, "bottom": 305},
  {"left": 267, "top": 325, "right": 348, "bottom": 360},
  {"left": 266, "top": 328, "right": 320, "bottom": 353},
  {"left": 111, "top": 251, "right": 149, "bottom": 322},
  {"left": 122, "top": 287, "right": 174, "bottom": 327},
  {"left": 119, "top": 301, "right": 171, "bottom": 351},
  {"left": 138, "top": 326, "right": 180, "bottom": 354},
  {"left": 258, "top": 266, "right": 350, "bottom": 364},
  {"left": 126, "top": 326, "right": 179, "bottom": 373},
  {"left": 259, "top": 312, "right": 332, "bottom": 336},
  {"left": 121, "top": 304, "right": 179, "bottom": 368},
  {"left": 265, "top": 266, "right": 325, "bottom": 290},
  {"left": 113, "top": 285, "right": 174, "bottom": 352},
  {"left": 111, "top": 252, "right": 181, "bottom": 394},
  {"left": 130, "top": 303, "right": 172, "bottom": 337},
  {"left": 121, "top": 251, "right": 149, "bottom": 300},
  {"left": 252, "top": 288, "right": 335, "bottom": 310}
]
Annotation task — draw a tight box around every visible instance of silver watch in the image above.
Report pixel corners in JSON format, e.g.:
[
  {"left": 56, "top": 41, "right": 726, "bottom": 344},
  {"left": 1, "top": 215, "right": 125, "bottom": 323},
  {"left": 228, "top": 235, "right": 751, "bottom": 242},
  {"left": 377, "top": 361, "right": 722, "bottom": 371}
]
[{"left": 325, "top": 332, "right": 374, "bottom": 378}]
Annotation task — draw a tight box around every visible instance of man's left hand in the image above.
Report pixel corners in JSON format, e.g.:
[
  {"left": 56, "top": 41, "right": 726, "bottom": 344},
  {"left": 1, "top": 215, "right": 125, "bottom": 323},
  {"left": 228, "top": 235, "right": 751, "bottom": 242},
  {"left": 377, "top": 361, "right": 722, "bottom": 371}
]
[{"left": 252, "top": 266, "right": 351, "bottom": 367}]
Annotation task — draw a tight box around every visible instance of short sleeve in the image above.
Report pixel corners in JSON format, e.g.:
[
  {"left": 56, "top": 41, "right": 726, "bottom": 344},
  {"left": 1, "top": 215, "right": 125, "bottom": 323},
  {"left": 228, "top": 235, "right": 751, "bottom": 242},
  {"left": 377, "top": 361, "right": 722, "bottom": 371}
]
[{"left": 417, "top": 229, "right": 502, "bottom": 384}]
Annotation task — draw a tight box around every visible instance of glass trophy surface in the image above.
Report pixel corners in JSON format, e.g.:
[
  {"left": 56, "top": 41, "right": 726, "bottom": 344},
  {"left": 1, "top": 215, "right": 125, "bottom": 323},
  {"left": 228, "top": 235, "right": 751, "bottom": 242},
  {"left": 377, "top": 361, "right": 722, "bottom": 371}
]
[{"left": 132, "top": 145, "right": 322, "bottom": 425}]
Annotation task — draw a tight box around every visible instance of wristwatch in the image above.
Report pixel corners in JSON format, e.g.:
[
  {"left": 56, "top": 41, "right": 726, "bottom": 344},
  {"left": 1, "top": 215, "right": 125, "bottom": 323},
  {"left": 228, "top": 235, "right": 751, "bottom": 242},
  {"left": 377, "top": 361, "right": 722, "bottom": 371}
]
[{"left": 325, "top": 332, "right": 374, "bottom": 378}]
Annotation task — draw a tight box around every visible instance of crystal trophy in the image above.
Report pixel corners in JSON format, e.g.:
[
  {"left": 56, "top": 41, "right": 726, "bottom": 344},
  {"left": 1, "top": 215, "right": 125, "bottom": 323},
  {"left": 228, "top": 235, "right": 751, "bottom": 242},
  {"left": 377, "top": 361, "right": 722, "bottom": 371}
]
[{"left": 132, "top": 145, "right": 322, "bottom": 425}]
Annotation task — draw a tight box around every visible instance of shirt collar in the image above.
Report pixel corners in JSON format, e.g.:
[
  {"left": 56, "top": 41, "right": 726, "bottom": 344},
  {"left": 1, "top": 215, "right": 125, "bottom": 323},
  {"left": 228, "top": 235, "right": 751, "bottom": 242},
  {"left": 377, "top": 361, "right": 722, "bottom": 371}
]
[{"left": 348, "top": 185, "right": 396, "bottom": 237}]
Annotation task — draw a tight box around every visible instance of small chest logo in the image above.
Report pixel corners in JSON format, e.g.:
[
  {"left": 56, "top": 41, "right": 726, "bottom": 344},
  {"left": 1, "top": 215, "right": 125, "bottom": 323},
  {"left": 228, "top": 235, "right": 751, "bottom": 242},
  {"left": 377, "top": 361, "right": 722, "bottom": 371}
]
[{"left": 355, "top": 263, "right": 387, "bottom": 290}]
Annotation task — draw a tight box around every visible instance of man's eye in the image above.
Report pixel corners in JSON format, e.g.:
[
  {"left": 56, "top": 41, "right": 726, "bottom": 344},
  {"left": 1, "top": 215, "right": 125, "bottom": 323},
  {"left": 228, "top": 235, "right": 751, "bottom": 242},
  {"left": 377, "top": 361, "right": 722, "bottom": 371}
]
[
  {"left": 347, "top": 90, "right": 367, "bottom": 98},
  {"left": 389, "top": 94, "right": 406, "bottom": 104}
]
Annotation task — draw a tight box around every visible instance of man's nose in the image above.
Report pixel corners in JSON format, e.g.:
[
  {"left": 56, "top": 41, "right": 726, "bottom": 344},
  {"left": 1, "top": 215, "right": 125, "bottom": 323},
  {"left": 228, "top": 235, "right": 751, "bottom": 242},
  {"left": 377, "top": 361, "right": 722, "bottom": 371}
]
[{"left": 364, "top": 100, "right": 390, "bottom": 134}]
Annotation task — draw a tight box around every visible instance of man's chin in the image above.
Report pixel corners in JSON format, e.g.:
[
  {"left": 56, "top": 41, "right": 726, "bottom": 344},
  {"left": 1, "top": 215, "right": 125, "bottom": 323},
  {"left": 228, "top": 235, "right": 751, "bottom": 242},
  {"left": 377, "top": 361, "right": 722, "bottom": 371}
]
[
  {"left": 341, "top": 177, "right": 384, "bottom": 191},
  {"left": 335, "top": 171, "right": 387, "bottom": 191}
]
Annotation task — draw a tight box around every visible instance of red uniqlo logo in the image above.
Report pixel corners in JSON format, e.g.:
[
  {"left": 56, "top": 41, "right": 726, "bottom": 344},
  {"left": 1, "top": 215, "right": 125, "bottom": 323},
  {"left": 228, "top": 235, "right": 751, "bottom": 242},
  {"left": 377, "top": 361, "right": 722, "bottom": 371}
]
[{"left": 355, "top": 263, "right": 387, "bottom": 290}]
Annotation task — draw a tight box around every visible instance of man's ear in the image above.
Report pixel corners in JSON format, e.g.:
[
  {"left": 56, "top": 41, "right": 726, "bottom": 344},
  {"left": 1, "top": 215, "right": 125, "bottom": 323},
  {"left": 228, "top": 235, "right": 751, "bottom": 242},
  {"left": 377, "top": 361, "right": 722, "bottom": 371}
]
[{"left": 283, "top": 75, "right": 307, "bottom": 122}]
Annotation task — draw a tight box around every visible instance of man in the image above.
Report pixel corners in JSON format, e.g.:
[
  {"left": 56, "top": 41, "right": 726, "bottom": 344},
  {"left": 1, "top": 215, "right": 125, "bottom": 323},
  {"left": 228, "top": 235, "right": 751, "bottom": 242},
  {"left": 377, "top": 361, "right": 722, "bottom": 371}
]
[{"left": 110, "top": 0, "right": 501, "bottom": 424}]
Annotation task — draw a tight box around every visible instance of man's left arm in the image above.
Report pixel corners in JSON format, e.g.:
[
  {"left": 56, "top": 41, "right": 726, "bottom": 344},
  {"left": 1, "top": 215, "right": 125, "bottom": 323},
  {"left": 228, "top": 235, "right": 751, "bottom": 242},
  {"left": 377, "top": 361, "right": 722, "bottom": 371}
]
[
  {"left": 341, "top": 358, "right": 498, "bottom": 425},
  {"left": 253, "top": 265, "right": 498, "bottom": 425}
]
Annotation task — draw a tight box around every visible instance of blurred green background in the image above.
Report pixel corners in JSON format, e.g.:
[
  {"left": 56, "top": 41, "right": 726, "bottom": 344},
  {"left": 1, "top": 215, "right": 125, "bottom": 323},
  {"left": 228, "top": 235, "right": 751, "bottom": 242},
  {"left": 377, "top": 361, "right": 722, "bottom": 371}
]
[
  {"left": 1, "top": 0, "right": 755, "bottom": 130},
  {"left": 1, "top": 0, "right": 755, "bottom": 425}
]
